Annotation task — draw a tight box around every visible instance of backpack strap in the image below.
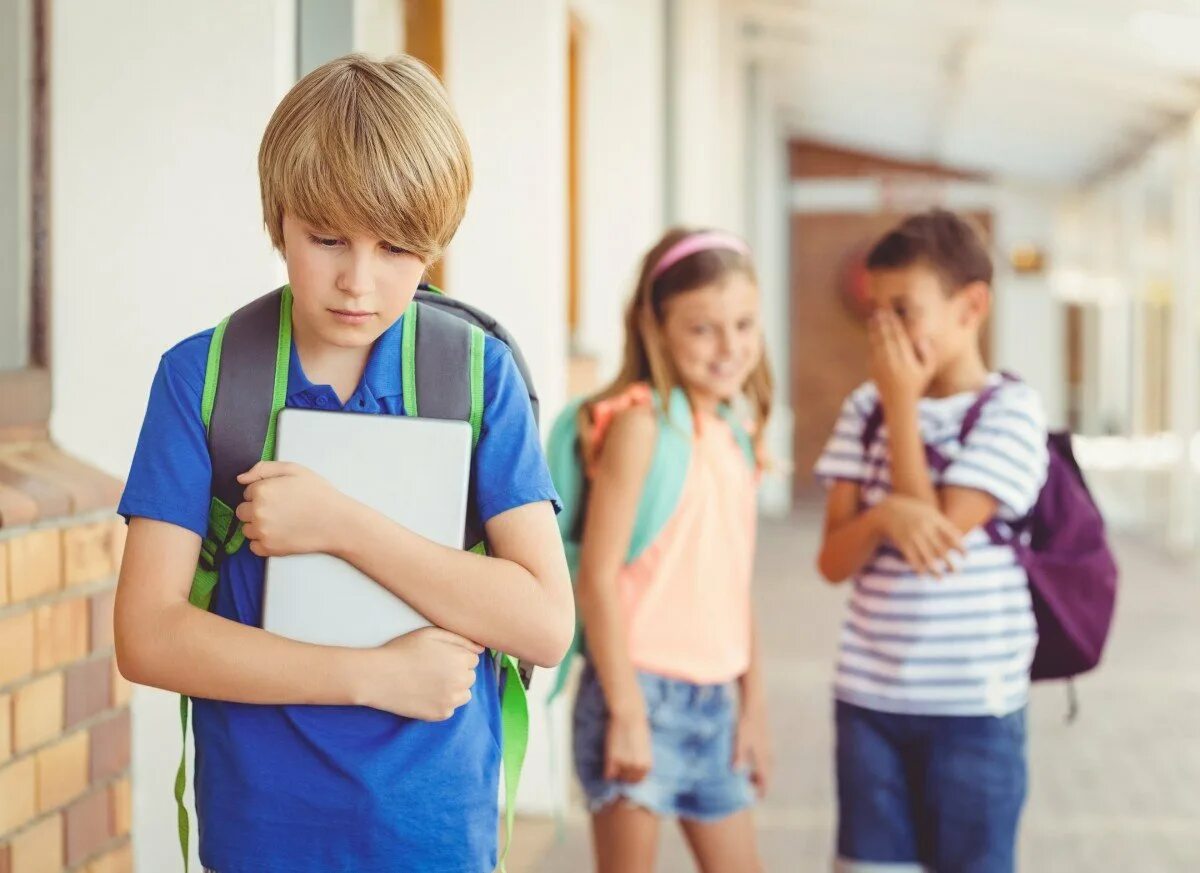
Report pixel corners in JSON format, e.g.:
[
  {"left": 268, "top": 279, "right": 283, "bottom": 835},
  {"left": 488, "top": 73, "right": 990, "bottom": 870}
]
[
  {"left": 400, "top": 294, "right": 528, "bottom": 872},
  {"left": 178, "top": 286, "right": 293, "bottom": 872}
]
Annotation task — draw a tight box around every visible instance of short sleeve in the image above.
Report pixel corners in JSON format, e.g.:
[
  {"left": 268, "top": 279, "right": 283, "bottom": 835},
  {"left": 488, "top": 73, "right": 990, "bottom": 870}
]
[
  {"left": 814, "top": 384, "right": 876, "bottom": 487},
  {"left": 117, "top": 333, "right": 215, "bottom": 538},
  {"left": 942, "top": 382, "right": 1049, "bottom": 518},
  {"left": 472, "top": 337, "right": 561, "bottom": 524}
]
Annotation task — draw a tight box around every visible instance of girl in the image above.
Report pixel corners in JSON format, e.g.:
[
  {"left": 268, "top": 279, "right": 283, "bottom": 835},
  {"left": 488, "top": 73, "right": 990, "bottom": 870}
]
[{"left": 571, "top": 228, "right": 773, "bottom": 873}]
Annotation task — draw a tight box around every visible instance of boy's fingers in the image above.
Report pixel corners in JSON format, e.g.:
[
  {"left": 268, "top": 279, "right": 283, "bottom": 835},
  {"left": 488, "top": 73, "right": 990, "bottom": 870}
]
[{"left": 237, "top": 461, "right": 299, "bottom": 484}]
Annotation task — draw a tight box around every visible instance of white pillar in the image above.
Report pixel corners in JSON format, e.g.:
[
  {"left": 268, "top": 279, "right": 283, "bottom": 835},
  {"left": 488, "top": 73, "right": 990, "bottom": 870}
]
[
  {"left": 1168, "top": 117, "right": 1200, "bottom": 552},
  {"left": 443, "top": 0, "right": 570, "bottom": 813},
  {"left": 1120, "top": 165, "right": 1149, "bottom": 437},
  {"left": 746, "top": 61, "right": 792, "bottom": 515}
]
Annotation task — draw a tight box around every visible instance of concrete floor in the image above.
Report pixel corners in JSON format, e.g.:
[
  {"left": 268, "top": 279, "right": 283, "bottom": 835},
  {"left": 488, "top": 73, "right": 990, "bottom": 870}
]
[{"left": 510, "top": 511, "right": 1200, "bottom": 873}]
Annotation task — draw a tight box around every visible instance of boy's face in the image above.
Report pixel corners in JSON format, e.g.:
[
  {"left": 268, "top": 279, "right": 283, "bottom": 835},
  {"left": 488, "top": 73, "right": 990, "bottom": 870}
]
[
  {"left": 280, "top": 214, "right": 426, "bottom": 350},
  {"left": 867, "top": 262, "right": 988, "bottom": 374}
]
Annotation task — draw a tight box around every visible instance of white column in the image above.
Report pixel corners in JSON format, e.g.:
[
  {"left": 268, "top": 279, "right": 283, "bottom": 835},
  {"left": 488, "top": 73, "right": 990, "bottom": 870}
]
[
  {"left": 1168, "top": 117, "right": 1200, "bottom": 552},
  {"left": 443, "top": 0, "right": 570, "bottom": 813},
  {"left": 746, "top": 61, "right": 792, "bottom": 515},
  {"left": 572, "top": 0, "right": 666, "bottom": 380},
  {"left": 1120, "top": 165, "right": 1149, "bottom": 437},
  {"left": 50, "top": 3, "right": 297, "bottom": 871}
]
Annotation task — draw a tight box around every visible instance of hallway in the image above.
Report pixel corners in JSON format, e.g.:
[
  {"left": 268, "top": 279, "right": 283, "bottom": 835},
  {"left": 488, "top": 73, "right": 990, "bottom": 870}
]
[{"left": 520, "top": 510, "right": 1200, "bottom": 872}]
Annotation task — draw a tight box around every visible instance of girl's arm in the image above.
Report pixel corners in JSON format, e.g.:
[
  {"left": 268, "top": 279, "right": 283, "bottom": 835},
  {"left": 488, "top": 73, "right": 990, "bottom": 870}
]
[
  {"left": 114, "top": 518, "right": 483, "bottom": 721},
  {"left": 736, "top": 614, "right": 772, "bottom": 797},
  {"left": 574, "top": 406, "right": 657, "bottom": 722}
]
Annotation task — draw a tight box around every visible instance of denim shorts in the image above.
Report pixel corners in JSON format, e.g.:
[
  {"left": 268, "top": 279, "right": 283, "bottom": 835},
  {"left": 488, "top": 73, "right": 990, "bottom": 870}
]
[
  {"left": 835, "top": 700, "right": 1028, "bottom": 873},
  {"left": 572, "top": 664, "right": 754, "bottom": 822}
]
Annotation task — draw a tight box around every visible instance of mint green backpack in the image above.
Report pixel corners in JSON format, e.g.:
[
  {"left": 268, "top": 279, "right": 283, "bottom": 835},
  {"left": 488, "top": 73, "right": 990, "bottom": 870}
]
[
  {"left": 544, "top": 386, "right": 755, "bottom": 700},
  {"left": 177, "top": 283, "right": 536, "bottom": 871}
]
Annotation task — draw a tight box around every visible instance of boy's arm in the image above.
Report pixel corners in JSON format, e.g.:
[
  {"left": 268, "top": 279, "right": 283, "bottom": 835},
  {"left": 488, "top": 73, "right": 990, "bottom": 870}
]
[
  {"left": 871, "top": 311, "right": 1001, "bottom": 532},
  {"left": 115, "top": 517, "right": 482, "bottom": 721},
  {"left": 817, "top": 480, "right": 885, "bottom": 583},
  {"left": 329, "top": 496, "right": 574, "bottom": 668}
]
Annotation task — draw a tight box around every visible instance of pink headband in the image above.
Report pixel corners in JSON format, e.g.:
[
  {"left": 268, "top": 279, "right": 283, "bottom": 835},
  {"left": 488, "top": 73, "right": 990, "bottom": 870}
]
[{"left": 649, "top": 231, "right": 751, "bottom": 283}]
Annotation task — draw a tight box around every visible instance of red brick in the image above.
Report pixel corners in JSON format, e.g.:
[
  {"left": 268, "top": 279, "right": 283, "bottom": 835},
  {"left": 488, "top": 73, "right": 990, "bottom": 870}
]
[
  {"left": 63, "top": 523, "right": 116, "bottom": 589},
  {"left": 7, "top": 529, "right": 63, "bottom": 603},
  {"left": 0, "top": 694, "right": 11, "bottom": 764},
  {"left": 35, "top": 731, "right": 88, "bottom": 812},
  {"left": 0, "top": 757, "right": 36, "bottom": 834},
  {"left": 88, "top": 712, "right": 130, "bottom": 784},
  {"left": 34, "top": 598, "right": 89, "bottom": 672},
  {"left": 64, "top": 789, "right": 108, "bottom": 867},
  {"left": 9, "top": 812, "right": 62, "bottom": 873},
  {"left": 109, "top": 778, "right": 130, "bottom": 838},
  {"left": 12, "top": 672, "right": 63, "bottom": 754},
  {"left": 0, "top": 612, "right": 35, "bottom": 686},
  {"left": 89, "top": 591, "right": 115, "bottom": 653},
  {"left": 86, "top": 841, "right": 131, "bottom": 873},
  {"left": 64, "top": 659, "right": 111, "bottom": 730},
  {"left": 0, "top": 841, "right": 10, "bottom": 873}
]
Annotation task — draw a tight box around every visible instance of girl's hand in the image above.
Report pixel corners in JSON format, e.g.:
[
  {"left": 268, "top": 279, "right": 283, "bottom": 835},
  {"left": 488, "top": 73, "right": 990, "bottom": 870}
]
[
  {"left": 869, "top": 310, "right": 936, "bottom": 408},
  {"left": 876, "top": 495, "right": 964, "bottom": 577},
  {"left": 235, "top": 461, "right": 351, "bottom": 557},
  {"left": 604, "top": 706, "right": 654, "bottom": 784},
  {"left": 734, "top": 702, "right": 773, "bottom": 799}
]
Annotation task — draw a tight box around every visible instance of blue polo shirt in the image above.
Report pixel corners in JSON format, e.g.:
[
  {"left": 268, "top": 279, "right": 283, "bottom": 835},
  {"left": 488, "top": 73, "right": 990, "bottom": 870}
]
[{"left": 118, "top": 311, "right": 559, "bottom": 873}]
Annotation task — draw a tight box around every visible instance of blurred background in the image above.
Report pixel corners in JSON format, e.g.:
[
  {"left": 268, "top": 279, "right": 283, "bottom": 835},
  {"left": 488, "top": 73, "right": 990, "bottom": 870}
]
[{"left": 1, "top": 1, "right": 1198, "bottom": 871}]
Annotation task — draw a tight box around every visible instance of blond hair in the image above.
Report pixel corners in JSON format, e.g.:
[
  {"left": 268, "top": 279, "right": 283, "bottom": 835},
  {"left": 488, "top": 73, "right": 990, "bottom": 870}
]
[
  {"left": 589, "top": 227, "right": 774, "bottom": 458},
  {"left": 258, "top": 53, "right": 471, "bottom": 263}
]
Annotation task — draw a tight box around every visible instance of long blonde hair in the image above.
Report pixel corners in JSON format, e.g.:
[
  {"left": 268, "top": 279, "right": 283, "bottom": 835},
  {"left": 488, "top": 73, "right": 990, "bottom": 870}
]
[{"left": 588, "top": 227, "right": 774, "bottom": 456}]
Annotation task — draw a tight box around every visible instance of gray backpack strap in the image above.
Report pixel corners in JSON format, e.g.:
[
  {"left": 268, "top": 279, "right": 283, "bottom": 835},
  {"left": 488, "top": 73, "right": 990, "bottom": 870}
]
[
  {"left": 410, "top": 301, "right": 475, "bottom": 423},
  {"left": 207, "top": 287, "right": 292, "bottom": 516}
]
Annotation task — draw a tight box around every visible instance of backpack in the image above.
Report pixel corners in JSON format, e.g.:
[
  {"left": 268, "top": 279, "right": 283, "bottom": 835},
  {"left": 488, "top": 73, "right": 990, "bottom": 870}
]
[
  {"left": 861, "top": 373, "right": 1119, "bottom": 687},
  {"left": 544, "top": 386, "right": 756, "bottom": 700},
  {"left": 176, "top": 283, "right": 538, "bottom": 872}
]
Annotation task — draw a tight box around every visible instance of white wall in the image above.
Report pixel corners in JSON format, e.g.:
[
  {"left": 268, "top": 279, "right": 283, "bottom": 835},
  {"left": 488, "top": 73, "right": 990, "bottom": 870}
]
[
  {"left": 443, "top": 0, "right": 571, "bottom": 814},
  {"left": 989, "top": 185, "right": 1068, "bottom": 430},
  {"left": 569, "top": 0, "right": 666, "bottom": 379},
  {"left": 49, "top": 2, "right": 296, "bottom": 870}
]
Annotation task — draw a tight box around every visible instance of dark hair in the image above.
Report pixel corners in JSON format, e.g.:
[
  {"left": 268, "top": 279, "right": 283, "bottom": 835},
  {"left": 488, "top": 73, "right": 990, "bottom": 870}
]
[{"left": 866, "top": 209, "right": 993, "bottom": 291}]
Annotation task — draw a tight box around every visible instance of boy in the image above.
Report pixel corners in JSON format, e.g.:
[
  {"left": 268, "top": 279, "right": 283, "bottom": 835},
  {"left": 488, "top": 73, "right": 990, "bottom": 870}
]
[
  {"left": 815, "top": 209, "right": 1049, "bottom": 873},
  {"left": 114, "top": 55, "right": 574, "bottom": 873}
]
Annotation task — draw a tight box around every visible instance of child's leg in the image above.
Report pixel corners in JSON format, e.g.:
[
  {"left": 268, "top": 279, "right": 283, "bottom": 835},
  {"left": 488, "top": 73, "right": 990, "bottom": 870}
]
[
  {"left": 592, "top": 801, "right": 661, "bottom": 873},
  {"left": 679, "top": 809, "right": 762, "bottom": 873},
  {"left": 835, "top": 701, "right": 926, "bottom": 871},
  {"left": 922, "top": 708, "right": 1027, "bottom": 873}
]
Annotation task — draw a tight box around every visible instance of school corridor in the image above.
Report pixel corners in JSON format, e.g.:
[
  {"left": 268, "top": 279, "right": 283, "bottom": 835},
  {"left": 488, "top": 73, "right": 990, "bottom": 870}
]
[{"left": 513, "top": 510, "right": 1200, "bottom": 873}]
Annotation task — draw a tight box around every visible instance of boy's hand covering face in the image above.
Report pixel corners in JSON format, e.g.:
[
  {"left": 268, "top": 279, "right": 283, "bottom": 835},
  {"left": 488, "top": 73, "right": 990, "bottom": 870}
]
[
  {"left": 869, "top": 309, "right": 937, "bottom": 405},
  {"left": 235, "top": 461, "right": 348, "bottom": 557}
]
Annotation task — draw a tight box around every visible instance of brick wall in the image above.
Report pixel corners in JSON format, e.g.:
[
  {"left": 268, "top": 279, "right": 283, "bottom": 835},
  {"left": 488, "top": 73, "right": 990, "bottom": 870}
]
[{"left": 0, "top": 516, "right": 132, "bottom": 873}]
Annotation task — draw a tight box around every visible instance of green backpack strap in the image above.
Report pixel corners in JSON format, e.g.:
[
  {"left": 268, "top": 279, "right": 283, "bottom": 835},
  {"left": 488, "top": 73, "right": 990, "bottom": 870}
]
[
  {"left": 176, "top": 287, "right": 292, "bottom": 872},
  {"left": 400, "top": 294, "right": 529, "bottom": 871}
]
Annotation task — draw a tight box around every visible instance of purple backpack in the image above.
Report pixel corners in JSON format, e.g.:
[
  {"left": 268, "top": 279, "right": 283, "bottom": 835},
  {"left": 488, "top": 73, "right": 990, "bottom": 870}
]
[{"left": 862, "top": 374, "right": 1118, "bottom": 682}]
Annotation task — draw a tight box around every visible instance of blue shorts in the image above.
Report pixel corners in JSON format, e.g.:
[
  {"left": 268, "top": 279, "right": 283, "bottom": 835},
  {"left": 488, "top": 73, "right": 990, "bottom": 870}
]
[
  {"left": 572, "top": 665, "right": 754, "bottom": 822},
  {"left": 835, "top": 700, "right": 1027, "bottom": 873}
]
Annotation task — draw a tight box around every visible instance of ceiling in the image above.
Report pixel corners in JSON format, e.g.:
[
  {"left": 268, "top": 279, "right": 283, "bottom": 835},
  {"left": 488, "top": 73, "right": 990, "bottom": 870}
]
[{"left": 739, "top": 0, "right": 1200, "bottom": 186}]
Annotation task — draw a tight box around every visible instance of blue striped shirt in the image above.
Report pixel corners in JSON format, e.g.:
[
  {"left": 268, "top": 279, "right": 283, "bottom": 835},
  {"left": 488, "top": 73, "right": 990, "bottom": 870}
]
[{"left": 815, "top": 376, "right": 1049, "bottom": 716}]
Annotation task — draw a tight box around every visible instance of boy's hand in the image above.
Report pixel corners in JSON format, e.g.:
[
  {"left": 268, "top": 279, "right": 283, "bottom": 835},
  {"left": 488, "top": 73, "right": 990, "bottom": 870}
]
[
  {"left": 605, "top": 705, "right": 654, "bottom": 784},
  {"left": 358, "top": 627, "right": 483, "bottom": 721},
  {"left": 869, "top": 310, "right": 936, "bottom": 407},
  {"left": 235, "top": 461, "right": 349, "bottom": 557},
  {"left": 734, "top": 701, "right": 772, "bottom": 799},
  {"left": 876, "top": 495, "right": 964, "bottom": 577}
]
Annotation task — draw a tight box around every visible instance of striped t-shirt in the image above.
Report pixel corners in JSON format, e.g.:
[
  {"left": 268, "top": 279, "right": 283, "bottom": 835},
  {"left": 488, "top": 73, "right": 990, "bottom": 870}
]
[{"left": 815, "top": 375, "right": 1049, "bottom": 717}]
